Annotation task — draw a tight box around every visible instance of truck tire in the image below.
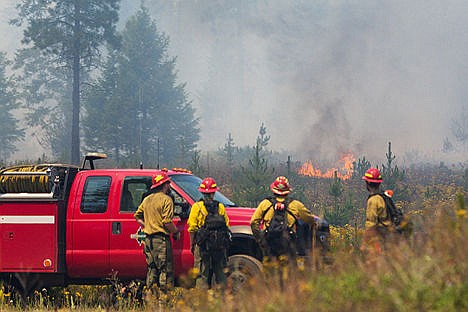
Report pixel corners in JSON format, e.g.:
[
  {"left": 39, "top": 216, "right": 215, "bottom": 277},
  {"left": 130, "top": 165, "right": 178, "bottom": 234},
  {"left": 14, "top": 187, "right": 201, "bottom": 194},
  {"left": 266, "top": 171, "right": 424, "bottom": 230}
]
[{"left": 226, "top": 254, "right": 263, "bottom": 293}]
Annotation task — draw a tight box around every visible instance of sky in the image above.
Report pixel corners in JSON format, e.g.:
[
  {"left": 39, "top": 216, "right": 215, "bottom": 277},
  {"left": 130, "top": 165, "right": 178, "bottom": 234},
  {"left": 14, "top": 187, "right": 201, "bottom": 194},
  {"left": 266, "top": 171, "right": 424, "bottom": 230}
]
[{"left": 1, "top": 0, "right": 467, "bottom": 165}]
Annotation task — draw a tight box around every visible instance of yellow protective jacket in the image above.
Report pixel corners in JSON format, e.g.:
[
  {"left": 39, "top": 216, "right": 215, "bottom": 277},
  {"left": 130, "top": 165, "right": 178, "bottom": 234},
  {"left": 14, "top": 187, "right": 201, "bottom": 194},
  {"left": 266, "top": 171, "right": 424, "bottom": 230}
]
[
  {"left": 187, "top": 200, "right": 230, "bottom": 233},
  {"left": 365, "top": 194, "right": 392, "bottom": 230},
  {"left": 363, "top": 193, "right": 393, "bottom": 252},
  {"left": 134, "top": 192, "right": 174, "bottom": 236},
  {"left": 250, "top": 196, "right": 317, "bottom": 239}
]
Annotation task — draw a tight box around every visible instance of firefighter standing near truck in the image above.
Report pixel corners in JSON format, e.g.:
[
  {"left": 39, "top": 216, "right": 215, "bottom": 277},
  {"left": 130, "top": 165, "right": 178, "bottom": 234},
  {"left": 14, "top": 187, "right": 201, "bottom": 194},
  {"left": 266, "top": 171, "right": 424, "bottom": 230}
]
[
  {"left": 188, "top": 177, "right": 230, "bottom": 289},
  {"left": 361, "top": 167, "right": 392, "bottom": 255},
  {"left": 134, "top": 172, "right": 180, "bottom": 295},
  {"left": 250, "top": 176, "right": 317, "bottom": 263}
]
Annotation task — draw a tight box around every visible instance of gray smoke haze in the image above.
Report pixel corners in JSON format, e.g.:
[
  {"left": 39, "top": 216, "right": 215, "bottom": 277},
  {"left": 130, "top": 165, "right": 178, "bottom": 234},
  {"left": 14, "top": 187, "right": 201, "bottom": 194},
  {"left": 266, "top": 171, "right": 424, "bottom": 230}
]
[
  {"left": 123, "top": 0, "right": 468, "bottom": 164},
  {"left": 1, "top": 0, "right": 467, "bottom": 164}
]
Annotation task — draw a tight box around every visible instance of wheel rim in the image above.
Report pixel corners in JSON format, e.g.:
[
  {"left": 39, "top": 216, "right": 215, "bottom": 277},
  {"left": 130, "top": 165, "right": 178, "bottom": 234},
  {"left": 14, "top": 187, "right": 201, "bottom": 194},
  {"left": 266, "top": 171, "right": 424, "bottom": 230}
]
[{"left": 227, "top": 256, "right": 262, "bottom": 292}]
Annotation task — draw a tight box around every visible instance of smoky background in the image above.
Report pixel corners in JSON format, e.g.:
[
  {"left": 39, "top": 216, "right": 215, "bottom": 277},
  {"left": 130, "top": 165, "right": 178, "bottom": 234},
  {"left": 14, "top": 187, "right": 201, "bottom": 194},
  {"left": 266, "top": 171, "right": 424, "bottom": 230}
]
[{"left": 1, "top": 0, "right": 467, "bottom": 164}]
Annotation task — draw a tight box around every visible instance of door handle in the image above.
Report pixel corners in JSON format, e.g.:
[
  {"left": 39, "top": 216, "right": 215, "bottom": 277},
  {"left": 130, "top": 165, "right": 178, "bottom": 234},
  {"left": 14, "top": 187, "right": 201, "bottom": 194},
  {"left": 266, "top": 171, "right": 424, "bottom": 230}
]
[{"left": 112, "top": 222, "right": 121, "bottom": 235}]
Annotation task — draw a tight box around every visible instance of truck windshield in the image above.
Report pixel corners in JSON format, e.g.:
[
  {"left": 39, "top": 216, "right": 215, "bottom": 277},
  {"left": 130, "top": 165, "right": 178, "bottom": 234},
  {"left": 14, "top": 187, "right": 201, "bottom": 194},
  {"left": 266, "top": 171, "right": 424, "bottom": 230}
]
[{"left": 170, "top": 174, "right": 236, "bottom": 207}]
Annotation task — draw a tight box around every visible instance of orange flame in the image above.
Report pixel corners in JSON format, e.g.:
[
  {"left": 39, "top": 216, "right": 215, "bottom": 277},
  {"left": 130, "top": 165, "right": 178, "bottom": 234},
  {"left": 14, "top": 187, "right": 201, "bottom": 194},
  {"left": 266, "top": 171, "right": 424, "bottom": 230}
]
[{"left": 298, "top": 153, "right": 356, "bottom": 180}]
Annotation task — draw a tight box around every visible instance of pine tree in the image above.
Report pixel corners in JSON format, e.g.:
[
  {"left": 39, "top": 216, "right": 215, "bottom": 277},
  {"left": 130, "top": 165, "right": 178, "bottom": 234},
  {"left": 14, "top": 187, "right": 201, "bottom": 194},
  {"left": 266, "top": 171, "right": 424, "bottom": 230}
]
[
  {"left": 324, "top": 171, "right": 353, "bottom": 226},
  {"left": 257, "top": 122, "right": 270, "bottom": 150},
  {"left": 223, "top": 133, "right": 237, "bottom": 167},
  {"left": 235, "top": 123, "right": 274, "bottom": 206},
  {"left": 11, "top": 0, "right": 121, "bottom": 164},
  {"left": 14, "top": 47, "right": 73, "bottom": 160},
  {"left": 0, "top": 52, "right": 24, "bottom": 160},
  {"left": 352, "top": 156, "right": 371, "bottom": 180},
  {"left": 189, "top": 150, "right": 202, "bottom": 177},
  {"left": 82, "top": 51, "right": 124, "bottom": 162},
  {"left": 83, "top": 5, "right": 199, "bottom": 167},
  {"left": 381, "top": 142, "right": 405, "bottom": 197}
]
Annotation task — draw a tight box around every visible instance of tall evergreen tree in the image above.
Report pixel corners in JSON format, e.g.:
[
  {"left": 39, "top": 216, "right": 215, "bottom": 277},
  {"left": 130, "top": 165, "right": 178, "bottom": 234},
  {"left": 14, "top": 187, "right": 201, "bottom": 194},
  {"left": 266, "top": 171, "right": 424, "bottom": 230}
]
[
  {"left": 0, "top": 52, "right": 24, "bottom": 160},
  {"left": 14, "top": 48, "right": 71, "bottom": 160},
  {"left": 83, "top": 51, "right": 126, "bottom": 162},
  {"left": 11, "top": 0, "right": 121, "bottom": 164},
  {"left": 83, "top": 5, "right": 199, "bottom": 167}
]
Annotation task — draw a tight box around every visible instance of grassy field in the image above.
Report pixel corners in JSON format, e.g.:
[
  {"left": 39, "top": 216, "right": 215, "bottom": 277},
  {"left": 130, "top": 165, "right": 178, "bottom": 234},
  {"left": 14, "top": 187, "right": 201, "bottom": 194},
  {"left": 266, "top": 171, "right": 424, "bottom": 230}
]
[{"left": 1, "top": 185, "right": 466, "bottom": 311}]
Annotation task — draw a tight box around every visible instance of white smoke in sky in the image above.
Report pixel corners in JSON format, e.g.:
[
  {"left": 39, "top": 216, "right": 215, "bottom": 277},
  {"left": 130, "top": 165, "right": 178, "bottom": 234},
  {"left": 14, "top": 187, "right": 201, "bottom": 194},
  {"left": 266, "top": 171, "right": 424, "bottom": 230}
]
[
  {"left": 1, "top": 0, "right": 467, "bottom": 164},
  {"left": 137, "top": 0, "right": 468, "bottom": 164}
]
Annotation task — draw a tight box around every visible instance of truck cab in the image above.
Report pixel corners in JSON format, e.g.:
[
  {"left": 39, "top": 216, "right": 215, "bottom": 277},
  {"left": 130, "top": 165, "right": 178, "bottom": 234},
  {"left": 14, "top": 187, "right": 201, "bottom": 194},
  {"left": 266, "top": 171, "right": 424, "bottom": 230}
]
[{"left": 64, "top": 167, "right": 260, "bottom": 282}]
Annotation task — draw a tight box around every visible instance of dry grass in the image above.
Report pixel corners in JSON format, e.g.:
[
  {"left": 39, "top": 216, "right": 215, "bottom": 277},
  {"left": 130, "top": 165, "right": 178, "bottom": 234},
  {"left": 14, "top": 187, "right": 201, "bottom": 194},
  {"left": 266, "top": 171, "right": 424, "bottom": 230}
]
[{"left": 1, "top": 194, "right": 466, "bottom": 311}]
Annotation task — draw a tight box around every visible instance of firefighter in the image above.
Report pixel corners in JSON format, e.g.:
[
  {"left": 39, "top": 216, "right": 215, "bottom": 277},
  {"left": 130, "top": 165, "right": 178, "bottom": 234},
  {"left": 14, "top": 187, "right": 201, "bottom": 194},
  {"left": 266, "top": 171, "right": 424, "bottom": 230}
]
[
  {"left": 134, "top": 172, "right": 180, "bottom": 295},
  {"left": 361, "top": 167, "right": 391, "bottom": 255},
  {"left": 188, "top": 177, "right": 230, "bottom": 289},
  {"left": 250, "top": 176, "right": 317, "bottom": 262}
]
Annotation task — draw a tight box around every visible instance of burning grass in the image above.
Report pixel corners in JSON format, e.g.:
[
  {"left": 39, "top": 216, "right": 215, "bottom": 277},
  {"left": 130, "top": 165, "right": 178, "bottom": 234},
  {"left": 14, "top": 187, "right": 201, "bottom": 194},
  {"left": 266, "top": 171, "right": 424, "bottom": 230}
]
[{"left": 298, "top": 153, "right": 356, "bottom": 180}]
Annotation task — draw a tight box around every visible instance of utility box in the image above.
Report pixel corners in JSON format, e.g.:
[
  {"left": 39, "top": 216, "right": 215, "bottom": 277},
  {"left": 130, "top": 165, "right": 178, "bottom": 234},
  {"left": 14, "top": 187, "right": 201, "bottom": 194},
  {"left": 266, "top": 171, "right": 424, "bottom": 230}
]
[{"left": 0, "top": 200, "right": 58, "bottom": 272}]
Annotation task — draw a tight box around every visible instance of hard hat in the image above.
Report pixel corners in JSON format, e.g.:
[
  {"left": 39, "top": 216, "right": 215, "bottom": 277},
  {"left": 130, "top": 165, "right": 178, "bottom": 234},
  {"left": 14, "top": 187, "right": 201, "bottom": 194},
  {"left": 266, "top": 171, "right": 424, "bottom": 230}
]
[
  {"left": 362, "top": 168, "right": 383, "bottom": 183},
  {"left": 384, "top": 190, "right": 393, "bottom": 197},
  {"left": 270, "top": 176, "right": 291, "bottom": 195},
  {"left": 199, "top": 177, "right": 218, "bottom": 193},
  {"left": 150, "top": 172, "right": 171, "bottom": 189}
]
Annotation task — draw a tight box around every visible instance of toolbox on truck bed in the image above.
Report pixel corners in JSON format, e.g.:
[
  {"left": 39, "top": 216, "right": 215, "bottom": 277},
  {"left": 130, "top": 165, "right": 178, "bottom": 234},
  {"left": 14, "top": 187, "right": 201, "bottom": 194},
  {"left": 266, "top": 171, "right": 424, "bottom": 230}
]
[{"left": 0, "top": 165, "right": 78, "bottom": 273}]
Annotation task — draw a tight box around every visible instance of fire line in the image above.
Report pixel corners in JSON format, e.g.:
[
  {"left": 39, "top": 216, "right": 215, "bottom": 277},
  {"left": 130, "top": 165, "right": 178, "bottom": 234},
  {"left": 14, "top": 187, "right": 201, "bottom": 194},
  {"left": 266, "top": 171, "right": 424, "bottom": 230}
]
[{"left": 298, "top": 153, "right": 356, "bottom": 180}]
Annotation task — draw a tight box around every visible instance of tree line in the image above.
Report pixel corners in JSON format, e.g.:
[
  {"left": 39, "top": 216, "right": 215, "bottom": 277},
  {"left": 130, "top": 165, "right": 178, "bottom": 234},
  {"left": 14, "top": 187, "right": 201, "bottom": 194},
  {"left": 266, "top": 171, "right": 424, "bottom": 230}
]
[
  {"left": 0, "top": 1, "right": 198, "bottom": 167},
  {"left": 1, "top": 1, "right": 466, "bottom": 167}
]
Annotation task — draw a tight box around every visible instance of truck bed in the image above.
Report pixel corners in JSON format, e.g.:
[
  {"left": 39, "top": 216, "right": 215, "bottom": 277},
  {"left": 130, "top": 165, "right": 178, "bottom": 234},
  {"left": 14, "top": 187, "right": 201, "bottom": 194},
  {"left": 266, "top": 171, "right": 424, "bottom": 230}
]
[{"left": 0, "top": 165, "right": 77, "bottom": 274}]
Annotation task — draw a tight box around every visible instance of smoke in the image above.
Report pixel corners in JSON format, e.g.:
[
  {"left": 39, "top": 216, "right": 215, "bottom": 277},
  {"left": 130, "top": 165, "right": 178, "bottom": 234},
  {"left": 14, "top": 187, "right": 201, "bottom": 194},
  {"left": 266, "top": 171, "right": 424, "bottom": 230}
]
[
  {"left": 140, "top": 0, "right": 468, "bottom": 163},
  {"left": 1, "top": 1, "right": 467, "bottom": 163},
  {"left": 0, "top": 2, "right": 20, "bottom": 58}
]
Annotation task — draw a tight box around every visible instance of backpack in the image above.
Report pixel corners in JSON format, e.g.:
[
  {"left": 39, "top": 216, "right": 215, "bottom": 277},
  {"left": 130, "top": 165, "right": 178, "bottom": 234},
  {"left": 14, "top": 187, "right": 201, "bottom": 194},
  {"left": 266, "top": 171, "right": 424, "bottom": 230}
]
[
  {"left": 195, "top": 200, "right": 231, "bottom": 253},
  {"left": 263, "top": 197, "right": 297, "bottom": 256},
  {"left": 374, "top": 191, "right": 406, "bottom": 233}
]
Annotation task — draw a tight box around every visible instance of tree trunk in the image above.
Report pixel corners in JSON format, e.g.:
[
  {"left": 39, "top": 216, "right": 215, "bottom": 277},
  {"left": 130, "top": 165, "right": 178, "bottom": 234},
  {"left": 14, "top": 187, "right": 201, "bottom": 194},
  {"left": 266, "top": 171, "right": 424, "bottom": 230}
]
[{"left": 71, "top": 1, "right": 81, "bottom": 165}]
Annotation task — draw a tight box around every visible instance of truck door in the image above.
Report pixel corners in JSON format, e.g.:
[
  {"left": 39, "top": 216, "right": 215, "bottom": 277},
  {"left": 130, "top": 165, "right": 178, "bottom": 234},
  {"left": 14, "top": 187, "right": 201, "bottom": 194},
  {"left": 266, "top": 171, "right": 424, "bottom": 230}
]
[
  {"left": 109, "top": 175, "right": 150, "bottom": 279},
  {"left": 67, "top": 174, "right": 112, "bottom": 278},
  {"left": 169, "top": 188, "right": 192, "bottom": 277},
  {"left": 109, "top": 175, "right": 191, "bottom": 279}
]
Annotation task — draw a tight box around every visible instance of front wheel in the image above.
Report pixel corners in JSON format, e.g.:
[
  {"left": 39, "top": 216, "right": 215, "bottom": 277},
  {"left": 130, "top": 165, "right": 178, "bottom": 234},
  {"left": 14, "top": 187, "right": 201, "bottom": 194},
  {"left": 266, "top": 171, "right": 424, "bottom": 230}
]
[{"left": 226, "top": 254, "right": 263, "bottom": 293}]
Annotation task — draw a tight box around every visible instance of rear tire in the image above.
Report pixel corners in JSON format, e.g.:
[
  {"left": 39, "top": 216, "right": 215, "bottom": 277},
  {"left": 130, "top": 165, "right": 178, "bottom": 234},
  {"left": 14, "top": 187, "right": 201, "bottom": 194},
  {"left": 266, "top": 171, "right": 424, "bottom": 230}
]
[{"left": 226, "top": 254, "right": 263, "bottom": 293}]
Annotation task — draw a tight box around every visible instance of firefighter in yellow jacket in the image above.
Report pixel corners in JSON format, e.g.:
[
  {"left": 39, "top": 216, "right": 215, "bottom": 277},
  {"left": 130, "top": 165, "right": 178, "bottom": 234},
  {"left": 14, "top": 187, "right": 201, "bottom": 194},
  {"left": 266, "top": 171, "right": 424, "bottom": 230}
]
[
  {"left": 250, "top": 176, "right": 317, "bottom": 260},
  {"left": 361, "top": 167, "right": 392, "bottom": 254},
  {"left": 188, "top": 177, "right": 230, "bottom": 289},
  {"left": 134, "top": 172, "right": 180, "bottom": 294}
]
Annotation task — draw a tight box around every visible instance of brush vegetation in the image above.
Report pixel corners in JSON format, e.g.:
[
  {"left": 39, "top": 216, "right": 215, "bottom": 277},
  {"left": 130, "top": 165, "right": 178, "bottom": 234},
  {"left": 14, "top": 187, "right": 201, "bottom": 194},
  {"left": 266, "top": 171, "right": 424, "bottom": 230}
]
[{"left": 0, "top": 169, "right": 466, "bottom": 311}]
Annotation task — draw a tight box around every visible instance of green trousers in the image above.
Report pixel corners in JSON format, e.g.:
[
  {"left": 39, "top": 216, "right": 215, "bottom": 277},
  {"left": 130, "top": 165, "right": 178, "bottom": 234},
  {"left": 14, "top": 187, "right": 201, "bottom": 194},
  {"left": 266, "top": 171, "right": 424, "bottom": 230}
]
[{"left": 144, "top": 234, "right": 174, "bottom": 292}]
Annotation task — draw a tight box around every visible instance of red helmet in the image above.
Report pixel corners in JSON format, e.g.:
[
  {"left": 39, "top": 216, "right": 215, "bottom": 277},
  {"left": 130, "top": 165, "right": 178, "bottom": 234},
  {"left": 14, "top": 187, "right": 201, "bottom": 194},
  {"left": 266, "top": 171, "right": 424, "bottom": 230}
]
[
  {"left": 384, "top": 190, "right": 393, "bottom": 197},
  {"left": 362, "top": 168, "right": 383, "bottom": 183},
  {"left": 199, "top": 177, "right": 218, "bottom": 193},
  {"left": 150, "top": 172, "right": 171, "bottom": 189},
  {"left": 270, "top": 176, "right": 291, "bottom": 195}
]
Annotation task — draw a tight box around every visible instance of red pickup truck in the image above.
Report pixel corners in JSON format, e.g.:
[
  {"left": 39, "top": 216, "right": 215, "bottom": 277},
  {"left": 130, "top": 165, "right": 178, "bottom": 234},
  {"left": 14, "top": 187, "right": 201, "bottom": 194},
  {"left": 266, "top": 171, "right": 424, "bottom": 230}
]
[{"left": 0, "top": 153, "right": 328, "bottom": 297}]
